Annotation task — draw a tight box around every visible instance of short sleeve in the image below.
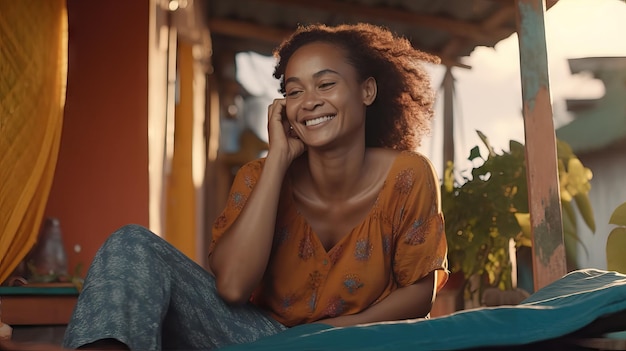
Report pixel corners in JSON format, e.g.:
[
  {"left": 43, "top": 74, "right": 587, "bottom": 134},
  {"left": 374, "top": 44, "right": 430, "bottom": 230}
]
[
  {"left": 392, "top": 153, "right": 449, "bottom": 292},
  {"left": 208, "top": 158, "right": 265, "bottom": 255}
]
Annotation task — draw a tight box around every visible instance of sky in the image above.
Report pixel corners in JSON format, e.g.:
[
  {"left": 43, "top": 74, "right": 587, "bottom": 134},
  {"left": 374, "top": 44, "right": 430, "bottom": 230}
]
[{"left": 234, "top": 0, "right": 626, "bottom": 176}]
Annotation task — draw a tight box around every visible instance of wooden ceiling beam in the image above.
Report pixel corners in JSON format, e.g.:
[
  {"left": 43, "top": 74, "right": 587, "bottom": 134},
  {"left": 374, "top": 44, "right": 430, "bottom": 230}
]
[
  {"left": 494, "top": 0, "right": 560, "bottom": 10},
  {"left": 440, "top": 38, "right": 468, "bottom": 65},
  {"left": 208, "top": 18, "right": 292, "bottom": 45},
  {"left": 440, "top": 4, "right": 516, "bottom": 66},
  {"left": 482, "top": 4, "right": 516, "bottom": 30},
  {"left": 256, "top": 0, "right": 513, "bottom": 43},
  {"left": 208, "top": 18, "right": 470, "bottom": 69}
]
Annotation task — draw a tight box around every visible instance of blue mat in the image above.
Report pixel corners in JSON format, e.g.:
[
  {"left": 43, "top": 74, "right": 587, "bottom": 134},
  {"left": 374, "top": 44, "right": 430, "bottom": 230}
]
[{"left": 222, "top": 269, "right": 626, "bottom": 350}]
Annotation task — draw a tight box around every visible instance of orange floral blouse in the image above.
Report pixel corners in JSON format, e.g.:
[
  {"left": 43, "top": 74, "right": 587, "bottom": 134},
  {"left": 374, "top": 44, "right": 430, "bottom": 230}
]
[{"left": 210, "top": 150, "right": 448, "bottom": 327}]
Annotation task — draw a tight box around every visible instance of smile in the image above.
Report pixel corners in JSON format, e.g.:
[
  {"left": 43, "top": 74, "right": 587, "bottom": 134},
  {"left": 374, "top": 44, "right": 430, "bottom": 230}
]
[{"left": 305, "top": 115, "right": 335, "bottom": 127}]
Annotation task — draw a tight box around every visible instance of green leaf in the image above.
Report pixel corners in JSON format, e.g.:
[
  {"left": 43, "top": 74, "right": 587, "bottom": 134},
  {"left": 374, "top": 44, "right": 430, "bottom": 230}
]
[
  {"left": 444, "top": 161, "right": 454, "bottom": 193},
  {"left": 509, "top": 140, "right": 525, "bottom": 156},
  {"left": 562, "top": 205, "right": 589, "bottom": 259},
  {"left": 561, "top": 200, "right": 576, "bottom": 227},
  {"left": 562, "top": 204, "right": 577, "bottom": 240},
  {"left": 468, "top": 146, "right": 482, "bottom": 162},
  {"left": 514, "top": 213, "right": 531, "bottom": 244},
  {"left": 607, "top": 227, "right": 626, "bottom": 273},
  {"left": 556, "top": 139, "right": 575, "bottom": 160},
  {"left": 609, "top": 202, "right": 626, "bottom": 226},
  {"left": 573, "top": 193, "right": 596, "bottom": 233}
]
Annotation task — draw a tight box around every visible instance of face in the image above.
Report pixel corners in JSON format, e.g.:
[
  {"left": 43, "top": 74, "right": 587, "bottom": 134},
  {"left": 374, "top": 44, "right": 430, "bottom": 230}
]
[{"left": 283, "top": 41, "right": 376, "bottom": 149}]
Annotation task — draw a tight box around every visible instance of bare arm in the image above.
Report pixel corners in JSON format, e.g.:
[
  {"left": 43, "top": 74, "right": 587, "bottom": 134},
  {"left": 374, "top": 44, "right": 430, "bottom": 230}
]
[
  {"left": 209, "top": 99, "right": 305, "bottom": 305},
  {"left": 316, "top": 271, "right": 437, "bottom": 327},
  {"left": 209, "top": 156, "right": 287, "bottom": 304}
]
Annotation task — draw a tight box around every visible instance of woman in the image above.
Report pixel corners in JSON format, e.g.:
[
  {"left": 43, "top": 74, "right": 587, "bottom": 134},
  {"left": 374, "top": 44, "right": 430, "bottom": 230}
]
[
  {"left": 0, "top": 22, "right": 447, "bottom": 351},
  {"left": 210, "top": 22, "right": 448, "bottom": 328}
]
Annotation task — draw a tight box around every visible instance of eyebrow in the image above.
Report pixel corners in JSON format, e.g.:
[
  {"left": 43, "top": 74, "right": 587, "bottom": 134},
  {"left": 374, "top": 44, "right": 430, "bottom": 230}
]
[{"left": 285, "top": 69, "right": 340, "bottom": 85}]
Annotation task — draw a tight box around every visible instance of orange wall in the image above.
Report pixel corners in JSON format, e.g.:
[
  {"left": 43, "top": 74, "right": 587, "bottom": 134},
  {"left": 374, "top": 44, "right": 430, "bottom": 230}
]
[{"left": 44, "top": 0, "right": 150, "bottom": 275}]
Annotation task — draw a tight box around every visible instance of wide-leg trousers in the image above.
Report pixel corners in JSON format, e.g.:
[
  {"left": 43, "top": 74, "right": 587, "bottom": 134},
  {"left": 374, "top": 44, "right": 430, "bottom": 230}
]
[{"left": 63, "top": 224, "right": 286, "bottom": 350}]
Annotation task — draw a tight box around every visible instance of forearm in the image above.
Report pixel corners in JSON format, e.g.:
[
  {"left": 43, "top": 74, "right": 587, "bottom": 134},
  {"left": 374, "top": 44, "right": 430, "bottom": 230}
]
[
  {"left": 209, "top": 154, "right": 290, "bottom": 304},
  {"left": 318, "top": 271, "right": 437, "bottom": 327}
]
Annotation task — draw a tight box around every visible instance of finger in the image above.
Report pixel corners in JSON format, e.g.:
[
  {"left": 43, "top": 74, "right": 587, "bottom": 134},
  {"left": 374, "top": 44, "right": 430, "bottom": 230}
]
[
  {"left": 267, "top": 98, "right": 286, "bottom": 122},
  {"left": 268, "top": 99, "right": 290, "bottom": 140}
]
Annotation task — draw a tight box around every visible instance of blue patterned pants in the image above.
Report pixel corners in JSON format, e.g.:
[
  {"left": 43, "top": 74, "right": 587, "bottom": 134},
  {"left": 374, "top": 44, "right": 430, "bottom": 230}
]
[{"left": 62, "top": 224, "right": 286, "bottom": 350}]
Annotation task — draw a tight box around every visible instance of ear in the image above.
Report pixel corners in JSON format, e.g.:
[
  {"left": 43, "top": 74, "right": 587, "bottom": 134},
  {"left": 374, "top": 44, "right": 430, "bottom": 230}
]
[{"left": 361, "top": 77, "right": 377, "bottom": 106}]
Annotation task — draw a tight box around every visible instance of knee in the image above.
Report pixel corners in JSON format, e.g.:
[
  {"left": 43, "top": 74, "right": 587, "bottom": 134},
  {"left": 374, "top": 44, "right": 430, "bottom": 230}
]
[{"left": 104, "top": 224, "right": 160, "bottom": 250}]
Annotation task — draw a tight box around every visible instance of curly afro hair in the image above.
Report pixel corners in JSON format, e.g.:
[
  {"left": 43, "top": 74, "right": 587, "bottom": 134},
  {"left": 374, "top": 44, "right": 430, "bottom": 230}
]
[{"left": 273, "top": 23, "right": 440, "bottom": 151}]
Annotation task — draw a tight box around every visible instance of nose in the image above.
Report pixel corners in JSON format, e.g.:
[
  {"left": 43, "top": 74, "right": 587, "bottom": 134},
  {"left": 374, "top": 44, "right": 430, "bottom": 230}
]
[{"left": 302, "top": 90, "right": 323, "bottom": 110}]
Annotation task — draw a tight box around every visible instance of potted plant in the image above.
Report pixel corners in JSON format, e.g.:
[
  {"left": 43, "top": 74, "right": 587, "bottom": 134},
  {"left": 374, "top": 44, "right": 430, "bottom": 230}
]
[{"left": 441, "top": 131, "right": 595, "bottom": 308}]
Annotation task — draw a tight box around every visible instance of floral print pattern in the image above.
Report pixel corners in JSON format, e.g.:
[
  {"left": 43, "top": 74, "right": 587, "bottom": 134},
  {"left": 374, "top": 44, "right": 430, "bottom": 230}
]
[
  {"left": 354, "top": 238, "right": 373, "bottom": 261},
  {"left": 343, "top": 274, "right": 364, "bottom": 294},
  {"left": 404, "top": 218, "right": 427, "bottom": 245},
  {"left": 298, "top": 233, "right": 316, "bottom": 260}
]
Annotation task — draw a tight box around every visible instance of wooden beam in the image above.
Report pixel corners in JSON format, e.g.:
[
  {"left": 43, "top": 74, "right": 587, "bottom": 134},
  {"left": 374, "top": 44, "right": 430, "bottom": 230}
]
[
  {"left": 483, "top": 4, "right": 517, "bottom": 30},
  {"left": 442, "top": 67, "right": 455, "bottom": 173},
  {"left": 435, "top": 3, "right": 515, "bottom": 64},
  {"left": 257, "top": 0, "right": 513, "bottom": 44},
  {"left": 208, "top": 18, "right": 470, "bottom": 68},
  {"left": 546, "top": 0, "right": 560, "bottom": 9},
  {"left": 515, "top": 0, "right": 566, "bottom": 290},
  {"left": 440, "top": 38, "right": 468, "bottom": 63},
  {"left": 208, "top": 18, "right": 292, "bottom": 45},
  {"left": 495, "top": 0, "right": 560, "bottom": 9}
]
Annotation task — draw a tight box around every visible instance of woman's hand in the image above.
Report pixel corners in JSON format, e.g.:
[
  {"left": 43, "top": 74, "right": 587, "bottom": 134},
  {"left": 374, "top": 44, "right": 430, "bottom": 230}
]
[{"left": 267, "top": 98, "right": 306, "bottom": 165}]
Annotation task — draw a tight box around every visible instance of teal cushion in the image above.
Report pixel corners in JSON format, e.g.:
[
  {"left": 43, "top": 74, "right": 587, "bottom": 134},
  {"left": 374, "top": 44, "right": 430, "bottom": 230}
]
[{"left": 222, "top": 269, "right": 626, "bottom": 350}]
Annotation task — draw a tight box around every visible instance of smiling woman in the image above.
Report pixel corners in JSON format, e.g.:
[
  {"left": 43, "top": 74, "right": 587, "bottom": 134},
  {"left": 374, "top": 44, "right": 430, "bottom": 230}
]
[{"left": 210, "top": 21, "right": 448, "bottom": 330}]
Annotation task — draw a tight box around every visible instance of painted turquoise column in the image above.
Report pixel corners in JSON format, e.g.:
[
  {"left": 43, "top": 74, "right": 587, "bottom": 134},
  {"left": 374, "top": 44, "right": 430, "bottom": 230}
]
[{"left": 515, "top": 0, "right": 566, "bottom": 291}]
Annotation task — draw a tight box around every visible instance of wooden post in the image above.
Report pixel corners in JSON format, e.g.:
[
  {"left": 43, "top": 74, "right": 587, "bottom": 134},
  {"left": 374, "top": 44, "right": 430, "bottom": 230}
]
[
  {"left": 515, "top": 0, "right": 566, "bottom": 290},
  {"left": 442, "top": 66, "right": 455, "bottom": 172}
]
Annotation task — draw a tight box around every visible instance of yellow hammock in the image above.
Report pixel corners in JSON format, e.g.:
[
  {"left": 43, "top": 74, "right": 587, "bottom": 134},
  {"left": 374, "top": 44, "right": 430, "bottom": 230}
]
[{"left": 0, "top": 0, "right": 68, "bottom": 283}]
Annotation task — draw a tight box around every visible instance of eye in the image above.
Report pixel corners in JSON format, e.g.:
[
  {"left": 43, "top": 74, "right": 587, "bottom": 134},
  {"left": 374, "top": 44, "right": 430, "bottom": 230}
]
[
  {"left": 286, "top": 89, "right": 303, "bottom": 98},
  {"left": 319, "top": 81, "right": 336, "bottom": 89}
]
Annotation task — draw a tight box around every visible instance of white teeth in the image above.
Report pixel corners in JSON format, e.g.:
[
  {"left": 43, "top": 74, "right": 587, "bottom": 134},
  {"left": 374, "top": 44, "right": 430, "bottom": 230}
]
[{"left": 305, "top": 115, "right": 335, "bottom": 126}]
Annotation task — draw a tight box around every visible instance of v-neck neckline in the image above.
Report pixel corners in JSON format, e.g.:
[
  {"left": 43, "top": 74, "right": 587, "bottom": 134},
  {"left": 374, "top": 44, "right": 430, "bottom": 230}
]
[{"left": 285, "top": 151, "right": 406, "bottom": 254}]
